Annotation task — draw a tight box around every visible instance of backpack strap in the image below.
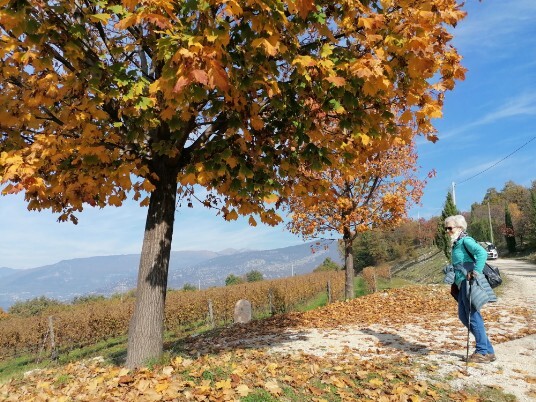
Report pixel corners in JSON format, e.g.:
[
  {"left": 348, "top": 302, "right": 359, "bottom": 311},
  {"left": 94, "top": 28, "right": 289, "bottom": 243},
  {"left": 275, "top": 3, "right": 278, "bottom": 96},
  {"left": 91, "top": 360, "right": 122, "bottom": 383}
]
[{"left": 462, "top": 240, "right": 476, "bottom": 263}]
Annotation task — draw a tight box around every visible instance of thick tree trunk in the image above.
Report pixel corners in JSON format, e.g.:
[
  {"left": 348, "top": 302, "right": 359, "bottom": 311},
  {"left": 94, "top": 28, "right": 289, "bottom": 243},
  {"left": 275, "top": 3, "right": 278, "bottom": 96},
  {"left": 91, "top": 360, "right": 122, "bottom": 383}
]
[
  {"left": 126, "top": 163, "right": 178, "bottom": 369},
  {"left": 344, "top": 231, "right": 354, "bottom": 300}
]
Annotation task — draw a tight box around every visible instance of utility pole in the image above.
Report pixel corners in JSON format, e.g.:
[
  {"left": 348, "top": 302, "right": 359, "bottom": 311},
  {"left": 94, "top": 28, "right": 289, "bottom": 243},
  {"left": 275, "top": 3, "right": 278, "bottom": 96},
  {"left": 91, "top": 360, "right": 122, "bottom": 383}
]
[
  {"left": 451, "top": 182, "right": 456, "bottom": 207},
  {"left": 488, "top": 201, "right": 494, "bottom": 244}
]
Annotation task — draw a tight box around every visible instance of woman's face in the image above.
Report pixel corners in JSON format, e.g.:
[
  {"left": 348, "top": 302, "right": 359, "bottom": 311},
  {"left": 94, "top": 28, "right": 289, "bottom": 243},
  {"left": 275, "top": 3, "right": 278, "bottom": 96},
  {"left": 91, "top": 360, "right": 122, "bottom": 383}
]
[{"left": 445, "top": 224, "right": 462, "bottom": 242}]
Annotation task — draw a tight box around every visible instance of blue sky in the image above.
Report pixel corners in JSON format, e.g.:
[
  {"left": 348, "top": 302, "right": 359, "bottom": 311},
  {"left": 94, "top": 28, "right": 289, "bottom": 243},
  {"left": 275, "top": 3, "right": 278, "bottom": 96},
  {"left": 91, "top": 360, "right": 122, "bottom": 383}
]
[{"left": 1, "top": 0, "right": 535, "bottom": 269}]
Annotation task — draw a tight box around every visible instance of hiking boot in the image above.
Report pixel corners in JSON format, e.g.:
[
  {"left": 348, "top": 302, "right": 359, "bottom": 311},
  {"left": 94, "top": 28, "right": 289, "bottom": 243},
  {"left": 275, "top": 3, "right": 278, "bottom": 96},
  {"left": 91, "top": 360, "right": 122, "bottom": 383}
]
[
  {"left": 466, "top": 353, "right": 489, "bottom": 363},
  {"left": 487, "top": 353, "right": 496, "bottom": 362}
]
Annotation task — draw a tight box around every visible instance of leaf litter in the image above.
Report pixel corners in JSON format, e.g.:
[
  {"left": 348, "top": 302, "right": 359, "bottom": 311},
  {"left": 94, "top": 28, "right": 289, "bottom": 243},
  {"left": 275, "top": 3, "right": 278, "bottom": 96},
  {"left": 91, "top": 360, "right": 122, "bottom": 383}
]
[{"left": 1, "top": 261, "right": 535, "bottom": 401}]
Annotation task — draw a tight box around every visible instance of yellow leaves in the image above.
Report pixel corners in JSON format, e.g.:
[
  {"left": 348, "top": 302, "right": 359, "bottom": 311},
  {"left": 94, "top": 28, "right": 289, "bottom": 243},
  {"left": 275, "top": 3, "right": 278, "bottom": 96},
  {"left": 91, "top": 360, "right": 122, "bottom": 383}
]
[
  {"left": 121, "top": 0, "right": 138, "bottom": 11},
  {"left": 215, "top": 378, "right": 232, "bottom": 389},
  {"left": 250, "top": 115, "right": 264, "bottom": 130},
  {"left": 357, "top": 133, "right": 371, "bottom": 146},
  {"left": 264, "top": 380, "right": 283, "bottom": 396},
  {"left": 236, "top": 383, "right": 251, "bottom": 396},
  {"left": 399, "top": 110, "right": 413, "bottom": 124},
  {"left": 263, "top": 194, "right": 278, "bottom": 204},
  {"left": 292, "top": 55, "right": 317, "bottom": 68},
  {"left": 407, "top": 56, "right": 436, "bottom": 78},
  {"left": 422, "top": 103, "right": 443, "bottom": 119},
  {"left": 358, "top": 17, "right": 375, "bottom": 29},
  {"left": 251, "top": 37, "right": 279, "bottom": 56},
  {"left": 324, "top": 76, "right": 346, "bottom": 87},
  {"left": 286, "top": 0, "right": 315, "bottom": 19},
  {"left": 89, "top": 13, "right": 111, "bottom": 24},
  {"left": 363, "top": 76, "right": 391, "bottom": 96},
  {"left": 225, "top": 209, "right": 239, "bottom": 221},
  {"left": 368, "top": 377, "right": 384, "bottom": 388},
  {"left": 223, "top": 0, "right": 243, "bottom": 17}
]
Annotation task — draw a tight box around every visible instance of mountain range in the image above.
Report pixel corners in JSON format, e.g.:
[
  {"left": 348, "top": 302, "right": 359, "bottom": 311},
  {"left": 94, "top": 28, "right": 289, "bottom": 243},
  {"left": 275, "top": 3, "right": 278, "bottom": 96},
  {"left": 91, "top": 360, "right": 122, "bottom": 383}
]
[{"left": 0, "top": 240, "right": 342, "bottom": 310}]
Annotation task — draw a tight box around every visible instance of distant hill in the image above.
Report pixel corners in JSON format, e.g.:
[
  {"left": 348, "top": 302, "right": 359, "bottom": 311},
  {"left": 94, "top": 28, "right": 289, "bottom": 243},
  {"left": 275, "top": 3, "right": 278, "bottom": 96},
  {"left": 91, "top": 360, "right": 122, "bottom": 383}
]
[
  {"left": 0, "top": 267, "right": 16, "bottom": 279},
  {"left": 0, "top": 241, "right": 341, "bottom": 310}
]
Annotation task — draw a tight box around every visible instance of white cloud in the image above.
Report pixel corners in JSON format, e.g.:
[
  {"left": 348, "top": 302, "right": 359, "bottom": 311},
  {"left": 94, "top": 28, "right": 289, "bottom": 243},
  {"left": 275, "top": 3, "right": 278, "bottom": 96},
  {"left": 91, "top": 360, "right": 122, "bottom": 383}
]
[
  {"left": 453, "top": 0, "right": 536, "bottom": 52},
  {"left": 440, "top": 92, "right": 536, "bottom": 139}
]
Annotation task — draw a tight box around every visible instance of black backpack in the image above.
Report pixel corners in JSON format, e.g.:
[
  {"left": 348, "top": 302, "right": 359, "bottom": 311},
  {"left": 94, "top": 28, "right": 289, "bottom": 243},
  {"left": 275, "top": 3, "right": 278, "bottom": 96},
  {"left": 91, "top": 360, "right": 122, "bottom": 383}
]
[{"left": 462, "top": 241, "right": 502, "bottom": 288}]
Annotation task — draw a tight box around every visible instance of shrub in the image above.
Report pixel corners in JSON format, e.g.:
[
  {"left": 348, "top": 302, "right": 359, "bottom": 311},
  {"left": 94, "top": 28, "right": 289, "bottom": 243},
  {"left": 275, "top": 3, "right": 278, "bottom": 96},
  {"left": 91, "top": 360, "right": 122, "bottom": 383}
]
[
  {"left": 182, "top": 283, "right": 197, "bottom": 291},
  {"left": 8, "top": 296, "right": 64, "bottom": 317},
  {"left": 313, "top": 257, "right": 341, "bottom": 272},
  {"left": 72, "top": 295, "right": 106, "bottom": 304},
  {"left": 225, "top": 274, "right": 244, "bottom": 286}
]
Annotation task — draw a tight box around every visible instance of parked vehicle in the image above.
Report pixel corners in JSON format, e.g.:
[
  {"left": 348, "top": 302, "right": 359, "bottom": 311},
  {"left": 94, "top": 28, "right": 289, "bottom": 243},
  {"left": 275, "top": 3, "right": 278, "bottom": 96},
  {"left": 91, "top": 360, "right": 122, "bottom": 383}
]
[{"left": 479, "top": 241, "right": 498, "bottom": 259}]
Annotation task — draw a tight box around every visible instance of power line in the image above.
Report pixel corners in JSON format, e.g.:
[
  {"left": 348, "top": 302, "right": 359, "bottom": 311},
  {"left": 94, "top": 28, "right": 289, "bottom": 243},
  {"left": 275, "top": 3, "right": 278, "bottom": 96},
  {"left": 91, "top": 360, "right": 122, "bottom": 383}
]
[{"left": 458, "top": 135, "right": 536, "bottom": 185}]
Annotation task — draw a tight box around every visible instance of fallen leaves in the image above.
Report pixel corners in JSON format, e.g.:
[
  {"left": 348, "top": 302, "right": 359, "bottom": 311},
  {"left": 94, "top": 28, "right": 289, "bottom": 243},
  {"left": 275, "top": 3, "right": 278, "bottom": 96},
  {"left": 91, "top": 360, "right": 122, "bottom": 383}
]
[
  {"left": 2, "top": 349, "right": 460, "bottom": 402},
  {"left": 2, "top": 284, "right": 533, "bottom": 401}
]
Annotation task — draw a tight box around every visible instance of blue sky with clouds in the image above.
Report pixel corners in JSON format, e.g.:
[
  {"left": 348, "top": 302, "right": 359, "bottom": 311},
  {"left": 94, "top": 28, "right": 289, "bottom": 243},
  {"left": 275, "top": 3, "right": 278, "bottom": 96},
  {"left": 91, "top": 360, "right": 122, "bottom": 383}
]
[{"left": 1, "top": 0, "right": 535, "bottom": 269}]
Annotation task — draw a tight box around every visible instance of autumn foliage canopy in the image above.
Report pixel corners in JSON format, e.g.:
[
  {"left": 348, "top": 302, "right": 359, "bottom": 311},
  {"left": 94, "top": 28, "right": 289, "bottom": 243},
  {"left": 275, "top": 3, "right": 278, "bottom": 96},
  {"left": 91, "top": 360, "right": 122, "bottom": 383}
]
[{"left": 1, "top": 0, "right": 465, "bottom": 221}]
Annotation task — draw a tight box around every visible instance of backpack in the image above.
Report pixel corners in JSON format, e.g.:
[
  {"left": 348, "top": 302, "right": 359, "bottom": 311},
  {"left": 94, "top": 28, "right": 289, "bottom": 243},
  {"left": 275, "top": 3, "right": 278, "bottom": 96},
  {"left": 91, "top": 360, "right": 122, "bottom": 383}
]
[{"left": 462, "top": 241, "right": 502, "bottom": 288}]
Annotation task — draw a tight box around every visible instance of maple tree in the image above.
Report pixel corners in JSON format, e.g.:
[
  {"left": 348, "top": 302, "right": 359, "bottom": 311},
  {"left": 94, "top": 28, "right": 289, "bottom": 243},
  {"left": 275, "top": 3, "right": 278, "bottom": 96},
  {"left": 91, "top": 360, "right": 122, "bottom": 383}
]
[
  {"left": 286, "top": 143, "right": 425, "bottom": 299},
  {"left": 0, "top": 0, "right": 466, "bottom": 367}
]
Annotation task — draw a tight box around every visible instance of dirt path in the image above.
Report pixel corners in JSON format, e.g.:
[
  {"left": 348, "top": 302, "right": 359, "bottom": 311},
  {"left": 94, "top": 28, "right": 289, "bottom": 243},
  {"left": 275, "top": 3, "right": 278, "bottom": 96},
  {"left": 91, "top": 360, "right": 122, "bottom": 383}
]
[{"left": 264, "top": 258, "right": 536, "bottom": 401}]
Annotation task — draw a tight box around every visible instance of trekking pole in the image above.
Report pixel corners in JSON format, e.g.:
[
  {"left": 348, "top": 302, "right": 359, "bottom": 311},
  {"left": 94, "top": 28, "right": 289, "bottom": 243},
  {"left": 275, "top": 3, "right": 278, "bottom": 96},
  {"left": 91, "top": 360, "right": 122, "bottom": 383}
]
[{"left": 465, "top": 277, "right": 473, "bottom": 372}]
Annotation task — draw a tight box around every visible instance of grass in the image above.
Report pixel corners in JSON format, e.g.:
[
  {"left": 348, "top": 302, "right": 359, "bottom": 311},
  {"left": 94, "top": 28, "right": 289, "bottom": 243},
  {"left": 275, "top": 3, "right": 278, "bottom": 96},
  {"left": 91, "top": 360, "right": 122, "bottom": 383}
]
[
  {"left": 464, "top": 386, "right": 517, "bottom": 402},
  {"left": 0, "top": 334, "right": 130, "bottom": 383}
]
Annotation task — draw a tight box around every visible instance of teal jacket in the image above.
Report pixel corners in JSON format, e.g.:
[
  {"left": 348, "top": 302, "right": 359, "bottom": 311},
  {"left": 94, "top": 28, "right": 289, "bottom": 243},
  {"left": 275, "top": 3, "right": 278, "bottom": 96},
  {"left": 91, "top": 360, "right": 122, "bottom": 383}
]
[{"left": 451, "top": 235, "right": 488, "bottom": 287}]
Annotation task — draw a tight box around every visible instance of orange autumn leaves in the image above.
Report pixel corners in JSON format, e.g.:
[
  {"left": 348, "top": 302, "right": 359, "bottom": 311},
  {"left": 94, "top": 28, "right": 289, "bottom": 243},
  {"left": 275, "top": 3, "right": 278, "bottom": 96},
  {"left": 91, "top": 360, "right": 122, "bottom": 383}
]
[
  {"left": 0, "top": 0, "right": 465, "bottom": 227},
  {"left": 286, "top": 143, "right": 425, "bottom": 240},
  {"left": 0, "top": 351, "right": 441, "bottom": 402}
]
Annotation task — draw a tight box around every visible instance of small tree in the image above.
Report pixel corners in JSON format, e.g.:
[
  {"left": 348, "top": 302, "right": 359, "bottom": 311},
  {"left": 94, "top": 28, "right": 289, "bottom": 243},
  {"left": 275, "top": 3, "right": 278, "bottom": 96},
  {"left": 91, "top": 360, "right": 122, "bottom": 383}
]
[
  {"left": 72, "top": 294, "right": 106, "bottom": 304},
  {"left": 182, "top": 283, "right": 197, "bottom": 291},
  {"left": 8, "top": 296, "right": 63, "bottom": 317},
  {"left": 314, "top": 257, "right": 341, "bottom": 272},
  {"left": 225, "top": 274, "right": 244, "bottom": 286},
  {"left": 528, "top": 190, "right": 536, "bottom": 248},
  {"left": 436, "top": 191, "right": 459, "bottom": 259},
  {"left": 245, "top": 270, "right": 264, "bottom": 283},
  {"left": 287, "top": 143, "right": 425, "bottom": 300},
  {"left": 504, "top": 205, "right": 517, "bottom": 253}
]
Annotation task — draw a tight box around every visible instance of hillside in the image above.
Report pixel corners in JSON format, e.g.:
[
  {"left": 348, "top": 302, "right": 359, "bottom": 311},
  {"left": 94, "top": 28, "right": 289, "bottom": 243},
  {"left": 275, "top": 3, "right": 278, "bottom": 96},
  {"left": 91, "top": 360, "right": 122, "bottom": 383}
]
[
  {"left": 391, "top": 247, "right": 449, "bottom": 284},
  {"left": 0, "top": 241, "right": 342, "bottom": 310}
]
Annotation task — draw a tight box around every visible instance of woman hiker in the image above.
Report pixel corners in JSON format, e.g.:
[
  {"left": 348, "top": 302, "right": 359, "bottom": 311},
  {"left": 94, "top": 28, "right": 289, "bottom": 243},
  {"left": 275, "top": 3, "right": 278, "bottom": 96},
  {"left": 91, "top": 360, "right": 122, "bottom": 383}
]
[{"left": 445, "top": 214, "right": 497, "bottom": 363}]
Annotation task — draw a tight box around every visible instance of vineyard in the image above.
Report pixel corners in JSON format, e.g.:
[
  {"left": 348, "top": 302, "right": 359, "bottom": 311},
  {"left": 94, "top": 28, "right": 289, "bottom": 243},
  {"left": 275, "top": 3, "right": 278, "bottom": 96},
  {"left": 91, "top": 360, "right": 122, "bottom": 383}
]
[{"left": 0, "top": 271, "right": 345, "bottom": 361}]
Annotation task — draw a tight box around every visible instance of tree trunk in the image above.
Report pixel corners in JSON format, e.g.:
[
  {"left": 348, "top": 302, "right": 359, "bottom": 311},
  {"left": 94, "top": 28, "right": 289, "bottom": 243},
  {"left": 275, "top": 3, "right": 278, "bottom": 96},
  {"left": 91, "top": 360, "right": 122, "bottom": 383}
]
[
  {"left": 126, "top": 162, "right": 178, "bottom": 369},
  {"left": 344, "top": 231, "right": 354, "bottom": 300}
]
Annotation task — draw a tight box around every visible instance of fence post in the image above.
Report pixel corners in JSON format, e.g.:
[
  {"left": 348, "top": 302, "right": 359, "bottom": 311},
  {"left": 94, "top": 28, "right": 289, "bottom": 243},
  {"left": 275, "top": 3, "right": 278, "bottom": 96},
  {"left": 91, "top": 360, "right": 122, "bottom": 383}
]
[
  {"left": 326, "top": 280, "right": 332, "bottom": 304},
  {"left": 48, "top": 316, "right": 58, "bottom": 360},
  {"left": 207, "top": 299, "right": 215, "bottom": 329},
  {"left": 269, "top": 288, "right": 274, "bottom": 316}
]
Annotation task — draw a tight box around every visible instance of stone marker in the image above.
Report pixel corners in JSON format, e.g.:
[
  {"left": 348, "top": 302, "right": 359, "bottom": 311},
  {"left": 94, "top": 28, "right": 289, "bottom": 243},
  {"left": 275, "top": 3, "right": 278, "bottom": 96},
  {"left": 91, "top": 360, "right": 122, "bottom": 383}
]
[{"left": 234, "top": 299, "right": 252, "bottom": 324}]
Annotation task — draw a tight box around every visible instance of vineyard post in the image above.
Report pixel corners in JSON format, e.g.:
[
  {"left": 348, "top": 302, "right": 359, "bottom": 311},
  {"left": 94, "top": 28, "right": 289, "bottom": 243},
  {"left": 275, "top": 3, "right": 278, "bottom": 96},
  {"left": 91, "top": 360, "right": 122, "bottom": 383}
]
[
  {"left": 327, "top": 280, "right": 332, "bottom": 304},
  {"left": 268, "top": 289, "right": 274, "bottom": 316},
  {"left": 207, "top": 300, "right": 214, "bottom": 329},
  {"left": 48, "top": 316, "right": 58, "bottom": 360}
]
